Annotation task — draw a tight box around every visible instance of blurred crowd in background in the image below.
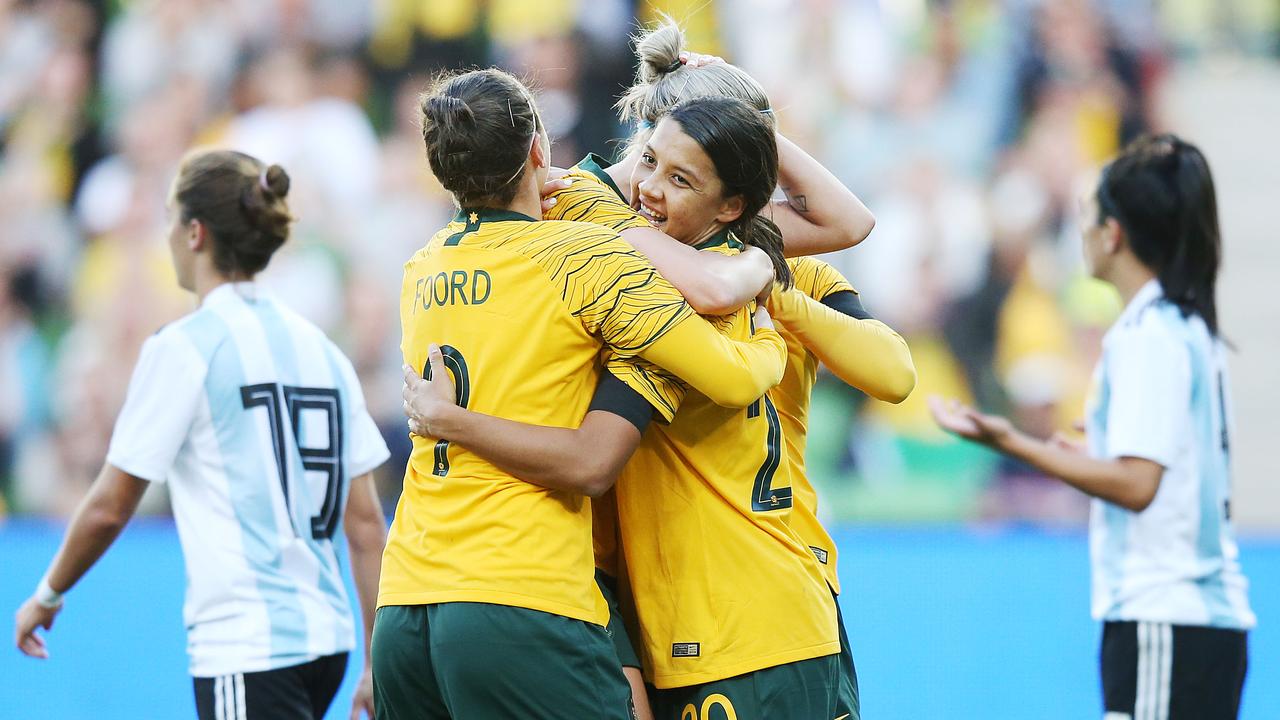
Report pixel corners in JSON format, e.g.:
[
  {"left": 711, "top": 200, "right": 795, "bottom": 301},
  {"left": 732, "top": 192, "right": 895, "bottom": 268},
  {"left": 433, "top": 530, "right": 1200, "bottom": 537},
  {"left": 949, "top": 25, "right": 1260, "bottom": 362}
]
[{"left": 1, "top": 0, "right": 1276, "bottom": 523}]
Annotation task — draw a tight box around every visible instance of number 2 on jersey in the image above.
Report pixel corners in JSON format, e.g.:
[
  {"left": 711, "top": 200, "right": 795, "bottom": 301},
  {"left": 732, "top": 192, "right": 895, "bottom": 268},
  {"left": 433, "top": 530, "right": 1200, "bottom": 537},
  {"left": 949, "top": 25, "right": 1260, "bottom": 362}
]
[
  {"left": 424, "top": 345, "right": 471, "bottom": 477},
  {"left": 749, "top": 395, "right": 790, "bottom": 511}
]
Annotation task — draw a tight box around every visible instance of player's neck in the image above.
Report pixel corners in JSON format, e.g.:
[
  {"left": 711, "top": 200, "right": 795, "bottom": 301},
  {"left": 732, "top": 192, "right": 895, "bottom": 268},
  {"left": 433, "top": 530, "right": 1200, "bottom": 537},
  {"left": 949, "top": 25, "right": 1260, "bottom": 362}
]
[
  {"left": 1108, "top": 256, "right": 1157, "bottom": 309},
  {"left": 192, "top": 262, "right": 243, "bottom": 304},
  {"left": 608, "top": 153, "right": 639, "bottom": 204}
]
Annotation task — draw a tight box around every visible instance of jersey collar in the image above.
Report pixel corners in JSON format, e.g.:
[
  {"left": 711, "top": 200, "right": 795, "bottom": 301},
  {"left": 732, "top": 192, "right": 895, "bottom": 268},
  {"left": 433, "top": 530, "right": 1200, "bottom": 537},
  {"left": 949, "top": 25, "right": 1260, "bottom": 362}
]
[
  {"left": 694, "top": 228, "right": 745, "bottom": 252},
  {"left": 575, "top": 153, "right": 628, "bottom": 202},
  {"left": 1114, "top": 278, "right": 1163, "bottom": 329},
  {"left": 201, "top": 281, "right": 263, "bottom": 308},
  {"left": 453, "top": 207, "right": 538, "bottom": 225}
]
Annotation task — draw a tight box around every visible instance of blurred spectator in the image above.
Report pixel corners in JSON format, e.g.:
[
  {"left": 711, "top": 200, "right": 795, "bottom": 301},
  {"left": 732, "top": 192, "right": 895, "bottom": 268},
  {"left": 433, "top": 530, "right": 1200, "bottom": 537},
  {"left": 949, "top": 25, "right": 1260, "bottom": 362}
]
[{"left": 1, "top": 0, "right": 1267, "bottom": 525}]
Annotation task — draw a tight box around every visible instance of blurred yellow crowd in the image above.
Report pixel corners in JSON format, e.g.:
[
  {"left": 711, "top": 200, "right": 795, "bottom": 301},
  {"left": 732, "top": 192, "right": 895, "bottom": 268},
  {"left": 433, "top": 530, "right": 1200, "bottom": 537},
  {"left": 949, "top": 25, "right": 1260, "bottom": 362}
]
[{"left": 0, "top": 0, "right": 1275, "bottom": 522}]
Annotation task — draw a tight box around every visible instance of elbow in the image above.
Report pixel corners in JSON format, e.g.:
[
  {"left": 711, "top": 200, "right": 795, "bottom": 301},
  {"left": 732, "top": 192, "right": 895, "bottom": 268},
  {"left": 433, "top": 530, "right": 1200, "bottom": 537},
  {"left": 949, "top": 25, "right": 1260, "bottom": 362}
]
[
  {"left": 1121, "top": 485, "right": 1159, "bottom": 513},
  {"left": 684, "top": 285, "right": 740, "bottom": 317},
  {"left": 570, "top": 466, "right": 618, "bottom": 499},
  {"left": 847, "top": 212, "right": 875, "bottom": 248},
  {"left": 878, "top": 365, "right": 917, "bottom": 404},
  {"left": 344, "top": 514, "right": 388, "bottom": 552},
  {"left": 710, "top": 382, "right": 774, "bottom": 410},
  {"left": 87, "top": 503, "right": 131, "bottom": 536}
]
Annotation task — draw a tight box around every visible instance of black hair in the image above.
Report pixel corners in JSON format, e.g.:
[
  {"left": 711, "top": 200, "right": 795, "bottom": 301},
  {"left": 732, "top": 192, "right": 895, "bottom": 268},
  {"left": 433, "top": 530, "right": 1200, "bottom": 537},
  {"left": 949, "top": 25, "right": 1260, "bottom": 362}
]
[
  {"left": 1097, "top": 133, "right": 1222, "bottom": 335},
  {"left": 419, "top": 68, "right": 543, "bottom": 208},
  {"left": 173, "top": 150, "right": 292, "bottom": 278},
  {"left": 665, "top": 97, "right": 791, "bottom": 288}
]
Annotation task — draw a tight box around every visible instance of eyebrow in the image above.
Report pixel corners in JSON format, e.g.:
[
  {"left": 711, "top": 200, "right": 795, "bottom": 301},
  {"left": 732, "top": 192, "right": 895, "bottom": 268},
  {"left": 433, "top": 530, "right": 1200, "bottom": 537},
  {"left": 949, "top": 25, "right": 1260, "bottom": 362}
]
[{"left": 644, "top": 143, "right": 705, "bottom": 188}]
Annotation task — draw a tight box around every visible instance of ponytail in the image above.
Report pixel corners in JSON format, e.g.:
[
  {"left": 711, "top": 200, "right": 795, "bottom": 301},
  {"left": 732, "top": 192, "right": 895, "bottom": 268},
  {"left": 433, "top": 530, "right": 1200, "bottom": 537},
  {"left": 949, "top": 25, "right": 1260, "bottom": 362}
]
[
  {"left": 734, "top": 215, "right": 792, "bottom": 289},
  {"left": 1097, "top": 134, "right": 1221, "bottom": 335}
]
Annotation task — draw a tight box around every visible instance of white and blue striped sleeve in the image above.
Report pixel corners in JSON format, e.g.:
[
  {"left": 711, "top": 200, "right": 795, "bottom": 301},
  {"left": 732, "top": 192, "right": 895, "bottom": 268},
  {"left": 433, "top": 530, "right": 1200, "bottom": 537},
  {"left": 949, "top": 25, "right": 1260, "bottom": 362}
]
[
  {"left": 1103, "top": 320, "right": 1190, "bottom": 468},
  {"left": 331, "top": 349, "right": 390, "bottom": 478},
  {"left": 106, "top": 330, "right": 206, "bottom": 483}
]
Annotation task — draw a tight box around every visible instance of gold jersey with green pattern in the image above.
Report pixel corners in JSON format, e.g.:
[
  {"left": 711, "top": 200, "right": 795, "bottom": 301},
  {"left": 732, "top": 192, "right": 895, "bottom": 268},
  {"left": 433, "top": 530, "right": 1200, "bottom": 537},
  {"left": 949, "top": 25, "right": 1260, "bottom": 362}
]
[
  {"left": 545, "top": 153, "right": 651, "bottom": 233},
  {"left": 379, "top": 207, "right": 693, "bottom": 626},
  {"left": 544, "top": 152, "right": 651, "bottom": 579},
  {"left": 608, "top": 233, "right": 839, "bottom": 689},
  {"left": 772, "top": 256, "right": 857, "bottom": 594}
]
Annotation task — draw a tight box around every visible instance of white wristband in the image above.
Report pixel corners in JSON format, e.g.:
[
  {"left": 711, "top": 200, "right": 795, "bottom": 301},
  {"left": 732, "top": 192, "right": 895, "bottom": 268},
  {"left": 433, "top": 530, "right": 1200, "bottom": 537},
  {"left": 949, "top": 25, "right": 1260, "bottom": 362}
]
[{"left": 35, "top": 577, "right": 64, "bottom": 609}]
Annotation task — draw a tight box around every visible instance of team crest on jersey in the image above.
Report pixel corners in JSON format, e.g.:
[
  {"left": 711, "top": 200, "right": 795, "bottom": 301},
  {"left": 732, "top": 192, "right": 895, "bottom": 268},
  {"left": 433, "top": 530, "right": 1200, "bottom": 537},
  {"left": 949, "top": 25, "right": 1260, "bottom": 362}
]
[{"left": 672, "top": 643, "right": 700, "bottom": 658}]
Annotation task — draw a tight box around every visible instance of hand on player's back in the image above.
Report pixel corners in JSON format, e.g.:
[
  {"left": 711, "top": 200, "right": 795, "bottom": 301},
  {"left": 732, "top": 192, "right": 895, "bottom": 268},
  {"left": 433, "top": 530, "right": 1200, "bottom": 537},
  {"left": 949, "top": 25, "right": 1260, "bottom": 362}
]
[{"left": 402, "top": 344, "right": 460, "bottom": 437}]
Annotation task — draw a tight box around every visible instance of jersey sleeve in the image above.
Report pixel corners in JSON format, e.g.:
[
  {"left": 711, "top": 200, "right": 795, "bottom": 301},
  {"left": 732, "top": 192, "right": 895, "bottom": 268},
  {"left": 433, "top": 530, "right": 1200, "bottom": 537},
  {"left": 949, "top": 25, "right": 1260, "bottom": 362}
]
[
  {"left": 788, "top": 256, "right": 855, "bottom": 301},
  {"left": 1103, "top": 321, "right": 1189, "bottom": 467},
  {"left": 329, "top": 345, "right": 391, "bottom": 477},
  {"left": 544, "top": 169, "right": 651, "bottom": 232},
  {"left": 106, "top": 331, "right": 207, "bottom": 483},
  {"left": 770, "top": 280, "right": 916, "bottom": 403},
  {"left": 603, "top": 354, "right": 688, "bottom": 423},
  {"left": 550, "top": 228, "right": 695, "bottom": 355},
  {"left": 636, "top": 314, "right": 788, "bottom": 409}
]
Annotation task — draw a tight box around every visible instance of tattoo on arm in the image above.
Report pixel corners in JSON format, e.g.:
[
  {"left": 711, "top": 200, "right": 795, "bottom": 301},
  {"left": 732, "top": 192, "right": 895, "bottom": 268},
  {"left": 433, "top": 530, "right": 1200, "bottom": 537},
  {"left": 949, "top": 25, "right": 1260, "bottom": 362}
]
[{"left": 781, "top": 186, "right": 808, "bottom": 214}]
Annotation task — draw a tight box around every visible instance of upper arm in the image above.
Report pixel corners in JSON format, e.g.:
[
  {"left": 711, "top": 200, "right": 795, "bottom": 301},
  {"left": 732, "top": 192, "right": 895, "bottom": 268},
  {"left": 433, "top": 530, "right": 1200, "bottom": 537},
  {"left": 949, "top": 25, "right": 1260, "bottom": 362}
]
[
  {"left": 105, "top": 332, "right": 205, "bottom": 484},
  {"left": 561, "top": 231, "right": 693, "bottom": 354},
  {"left": 343, "top": 472, "right": 386, "bottom": 539},
  {"left": 97, "top": 464, "right": 152, "bottom": 522},
  {"left": 1104, "top": 321, "right": 1189, "bottom": 468},
  {"left": 769, "top": 192, "right": 872, "bottom": 257}
]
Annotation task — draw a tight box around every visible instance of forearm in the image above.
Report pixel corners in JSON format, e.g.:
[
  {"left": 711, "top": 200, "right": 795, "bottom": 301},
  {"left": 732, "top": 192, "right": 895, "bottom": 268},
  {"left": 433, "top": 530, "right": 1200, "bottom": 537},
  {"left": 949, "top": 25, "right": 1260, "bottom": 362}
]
[
  {"left": 45, "top": 465, "right": 146, "bottom": 593},
  {"left": 1001, "top": 433, "right": 1159, "bottom": 511},
  {"left": 621, "top": 227, "right": 769, "bottom": 315},
  {"left": 639, "top": 313, "right": 786, "bottom": 408},
  {"left": 429, "top": 406, "right": 607, "bottom": 495},
  {"left": 344, "top": 474, "right": 387, "bottom": 660},
  {"left": 771, "top": 290, "right": 915, "bottom": 402},
  {"left": 769, "top": 133, "right": 875, "bottom": 256}
]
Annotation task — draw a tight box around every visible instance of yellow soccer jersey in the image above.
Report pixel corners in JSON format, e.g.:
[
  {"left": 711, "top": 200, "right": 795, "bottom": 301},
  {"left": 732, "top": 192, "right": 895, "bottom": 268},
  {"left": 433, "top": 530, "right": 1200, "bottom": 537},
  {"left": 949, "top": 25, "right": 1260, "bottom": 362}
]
[
  {"left": 544, "top": 153, "right": 651, "bottom": 233},
  {"left": 610, "top": 234, "right": 839, "bottom": 689},
  {"left": 380, "top": 207, "right": 693, "bottom": 626},
  {"left": 772, "top": 256, "right": 857, "bottom": 595}
]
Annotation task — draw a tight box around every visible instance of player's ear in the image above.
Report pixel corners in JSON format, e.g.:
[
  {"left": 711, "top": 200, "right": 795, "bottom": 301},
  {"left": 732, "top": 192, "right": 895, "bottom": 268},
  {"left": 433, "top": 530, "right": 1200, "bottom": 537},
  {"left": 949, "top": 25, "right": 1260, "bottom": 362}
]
[
  {"left": 1101, "top": 216, "right": 1124, "bottom": 255},
  {"left": 530, "top": 129, "right": 549, "bottom": 171},
  {"left": 714, "top": 193, "right": 746, "bottom": 226},
  {"left": 188, "top": 219, "right": 206, "bottom": 252}
]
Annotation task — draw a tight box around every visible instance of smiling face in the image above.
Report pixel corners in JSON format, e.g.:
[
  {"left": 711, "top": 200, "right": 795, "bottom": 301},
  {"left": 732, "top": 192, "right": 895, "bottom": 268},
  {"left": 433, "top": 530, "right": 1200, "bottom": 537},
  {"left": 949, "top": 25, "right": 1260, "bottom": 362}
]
[{"left": 628, "top": 117, "right": 745, "bottom": 246}]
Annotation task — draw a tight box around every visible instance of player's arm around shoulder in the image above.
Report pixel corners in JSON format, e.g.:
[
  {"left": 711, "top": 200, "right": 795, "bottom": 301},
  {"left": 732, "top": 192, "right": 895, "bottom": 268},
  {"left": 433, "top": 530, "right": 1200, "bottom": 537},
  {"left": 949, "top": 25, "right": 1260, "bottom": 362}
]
[{"left": 771, "top": 257, "right": 916, "bottom": 403}]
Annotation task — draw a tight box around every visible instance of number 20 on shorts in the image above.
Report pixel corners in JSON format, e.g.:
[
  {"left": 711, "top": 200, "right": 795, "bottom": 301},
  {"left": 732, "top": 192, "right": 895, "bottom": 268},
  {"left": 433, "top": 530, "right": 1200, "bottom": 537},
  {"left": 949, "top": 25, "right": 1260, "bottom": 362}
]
[{"left": 681, "top": 694, "right": 738, "bottom": 720}]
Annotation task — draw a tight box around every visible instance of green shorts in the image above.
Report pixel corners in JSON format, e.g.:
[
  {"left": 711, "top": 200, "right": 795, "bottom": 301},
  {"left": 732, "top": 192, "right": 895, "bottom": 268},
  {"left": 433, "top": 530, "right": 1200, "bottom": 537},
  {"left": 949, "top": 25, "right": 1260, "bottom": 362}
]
[
  {"left": 371, "top": 602, "right": 633, "bottom": 720},
  {"left": 650, "top": 653, "right": 840, "bottom": 720},
  {"left": 834, "top": 594, "right": 861, "bottom": 720},
  {"left": 596, "top": 569, "right": 642, "bottom": 668}
]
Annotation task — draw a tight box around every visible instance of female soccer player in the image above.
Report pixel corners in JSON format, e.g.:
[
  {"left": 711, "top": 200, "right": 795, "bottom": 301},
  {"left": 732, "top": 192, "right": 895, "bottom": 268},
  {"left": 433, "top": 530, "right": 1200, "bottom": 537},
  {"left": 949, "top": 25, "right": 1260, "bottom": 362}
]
[
  {"left": 532, "top": 22, "right": 911, "bottom": 720},
  {"left": 404, "top": 95, "right": 854, "bottom": 720},
  {"left": 374, "top": 69, "right": 794, "bottom": 720},
  {"left": 13, "top": 150, "right": 392, "bottom": 720},
  {"left": 931, "top": 135, "right": 1253, "bottom": 719}
]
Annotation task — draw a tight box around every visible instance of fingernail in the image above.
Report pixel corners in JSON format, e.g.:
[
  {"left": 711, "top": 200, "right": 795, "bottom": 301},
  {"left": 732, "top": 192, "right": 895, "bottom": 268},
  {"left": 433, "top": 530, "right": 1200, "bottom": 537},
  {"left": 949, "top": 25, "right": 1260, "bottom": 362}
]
[{"left": 547, "top": 197, "right": 557, "bottom": 206}]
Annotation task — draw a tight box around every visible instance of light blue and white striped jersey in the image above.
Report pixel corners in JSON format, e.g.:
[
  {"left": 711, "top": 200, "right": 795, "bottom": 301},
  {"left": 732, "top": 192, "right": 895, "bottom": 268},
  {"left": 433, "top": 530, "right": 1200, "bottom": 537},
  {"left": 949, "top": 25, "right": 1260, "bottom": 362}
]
[
  {"left": 106, "top": 282, "right": 390, "bottom": 677},
  {"left": 1085, "top": 279, "right": 1254, "bottom": 630}
]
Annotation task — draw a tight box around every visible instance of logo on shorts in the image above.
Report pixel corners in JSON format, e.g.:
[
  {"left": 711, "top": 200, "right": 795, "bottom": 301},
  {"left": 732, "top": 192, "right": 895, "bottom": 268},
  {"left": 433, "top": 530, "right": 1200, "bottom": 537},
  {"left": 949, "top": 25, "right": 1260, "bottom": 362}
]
[
  {"left": 672, "top": 642, "right": 700, "bottom": 658},
  {"left": 810, "top": 546, "right": 829, "bottom": 564}
]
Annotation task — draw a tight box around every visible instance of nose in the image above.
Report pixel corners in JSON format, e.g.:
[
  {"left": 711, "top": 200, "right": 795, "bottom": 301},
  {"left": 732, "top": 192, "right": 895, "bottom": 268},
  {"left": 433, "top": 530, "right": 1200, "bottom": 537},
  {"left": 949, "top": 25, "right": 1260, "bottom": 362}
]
[{"left": 637, "top": 173, "right": 661, "bottom": 204}]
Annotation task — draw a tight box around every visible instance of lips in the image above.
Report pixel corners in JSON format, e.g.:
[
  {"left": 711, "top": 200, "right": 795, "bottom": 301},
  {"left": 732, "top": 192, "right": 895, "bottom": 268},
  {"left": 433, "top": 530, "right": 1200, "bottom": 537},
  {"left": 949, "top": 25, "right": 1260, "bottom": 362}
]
[{"left": 636, "top": 201, "right": 667, "bottom": 225}]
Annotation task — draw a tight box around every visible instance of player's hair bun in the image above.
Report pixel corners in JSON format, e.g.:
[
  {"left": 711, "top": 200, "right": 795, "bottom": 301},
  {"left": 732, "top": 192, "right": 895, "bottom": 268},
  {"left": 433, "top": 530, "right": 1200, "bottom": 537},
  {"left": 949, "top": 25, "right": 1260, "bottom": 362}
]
[{"left": 635, "top": 20, "right": 685, "bottom": 84}]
